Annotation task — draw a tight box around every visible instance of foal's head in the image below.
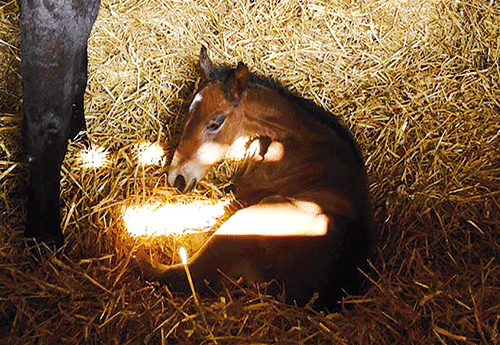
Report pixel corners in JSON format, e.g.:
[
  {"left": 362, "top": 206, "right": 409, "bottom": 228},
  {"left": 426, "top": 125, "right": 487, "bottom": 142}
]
[{"left": 168, "top": 48, "right": 252, "bottom": 192}]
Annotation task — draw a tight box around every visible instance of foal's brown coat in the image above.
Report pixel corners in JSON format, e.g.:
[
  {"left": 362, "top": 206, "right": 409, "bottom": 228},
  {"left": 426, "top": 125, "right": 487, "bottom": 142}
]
[{"left": 140, "top": 48, "right": 373, "bottom": 310}]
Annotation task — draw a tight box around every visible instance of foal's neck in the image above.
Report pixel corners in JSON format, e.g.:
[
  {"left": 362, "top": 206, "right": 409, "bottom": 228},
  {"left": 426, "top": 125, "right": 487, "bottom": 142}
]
[{"left": 240, "top": 86, "right": 304, "bottom": 141}]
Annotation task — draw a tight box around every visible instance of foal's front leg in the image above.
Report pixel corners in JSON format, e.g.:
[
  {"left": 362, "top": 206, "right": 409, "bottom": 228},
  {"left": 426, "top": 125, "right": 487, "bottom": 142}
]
[{"left": 139, "top": 195, "right": 346, "bottom": 306}]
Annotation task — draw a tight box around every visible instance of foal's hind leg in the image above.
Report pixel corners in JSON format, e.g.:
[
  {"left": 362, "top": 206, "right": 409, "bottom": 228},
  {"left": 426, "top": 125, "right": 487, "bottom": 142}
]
[{"left": 139, "top": 194, "right": 354, "bottom": 309}]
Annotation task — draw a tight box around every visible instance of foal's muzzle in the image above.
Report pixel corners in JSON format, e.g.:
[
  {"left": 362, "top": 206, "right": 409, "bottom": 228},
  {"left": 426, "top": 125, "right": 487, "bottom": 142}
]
[{"left": 169, "top": 173, "right": 197, "bottom": 193}]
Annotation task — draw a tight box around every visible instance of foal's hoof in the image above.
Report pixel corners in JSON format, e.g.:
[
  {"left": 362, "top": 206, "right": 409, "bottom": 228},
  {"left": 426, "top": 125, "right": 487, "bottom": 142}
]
[
  {"left": 135, "top": 247, "right": 192, "bottom": 293},
  {"left": 135, "top": 246, "right": 167, "bottom": 281}
]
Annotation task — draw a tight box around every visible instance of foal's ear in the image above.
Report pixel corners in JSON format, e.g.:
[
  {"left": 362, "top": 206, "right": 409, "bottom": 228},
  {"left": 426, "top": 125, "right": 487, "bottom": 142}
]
[
  {"left": 228, "top": 62, "right": 250, "bottom": 101},
  {"left": 200, "top": 46, "right": 216, "bottom": 80}
]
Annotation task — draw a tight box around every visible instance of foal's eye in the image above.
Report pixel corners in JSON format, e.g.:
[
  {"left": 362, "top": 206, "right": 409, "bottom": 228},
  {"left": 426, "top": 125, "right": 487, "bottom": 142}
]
[{"left": 206, "top": 113, "right": 227, "bottom": 133}]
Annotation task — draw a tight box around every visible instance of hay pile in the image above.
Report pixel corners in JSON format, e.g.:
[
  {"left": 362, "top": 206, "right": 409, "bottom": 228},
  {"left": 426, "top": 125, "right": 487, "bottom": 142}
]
[{"left": 1, "top": 0, "right": 499, "bottom": 343}]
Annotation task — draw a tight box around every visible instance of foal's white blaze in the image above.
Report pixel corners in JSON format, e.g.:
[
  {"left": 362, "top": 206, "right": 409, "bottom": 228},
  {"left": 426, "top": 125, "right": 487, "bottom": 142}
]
[{"left": 189, "top": 93, "right": 203, "bottom": 113}]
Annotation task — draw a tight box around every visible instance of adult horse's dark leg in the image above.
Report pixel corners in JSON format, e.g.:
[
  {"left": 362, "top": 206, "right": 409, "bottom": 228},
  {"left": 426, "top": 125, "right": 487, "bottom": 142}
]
[
  {"left": 70, "top": 48, "right": 90, "bottom": 140},
  {"left": 20, "top": 0, "right": 100, "bottom": 245}
]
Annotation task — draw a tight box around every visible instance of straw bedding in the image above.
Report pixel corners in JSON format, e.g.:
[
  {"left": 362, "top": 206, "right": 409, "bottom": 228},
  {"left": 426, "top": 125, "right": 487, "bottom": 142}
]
[{"left": 1, "top": 0, "right": 499, "bottom": 343}]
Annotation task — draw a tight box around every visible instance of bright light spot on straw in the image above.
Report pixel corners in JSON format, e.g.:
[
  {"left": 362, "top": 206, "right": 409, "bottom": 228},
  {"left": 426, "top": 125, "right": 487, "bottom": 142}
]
[
  {"left": 179, "top": 247, "right": 188, "bottom": 265},
  {"left": 123, "top": 200, "right": 229, "bottom": 237},
  {"left": 79, "top": 146, "right": 109, "bottom": 168},
  {"left": 136, "top": 142, "right": 164, "bottom": 166},
  {"left": 224, "top": 136, "right": 252, "bottom": 161}
]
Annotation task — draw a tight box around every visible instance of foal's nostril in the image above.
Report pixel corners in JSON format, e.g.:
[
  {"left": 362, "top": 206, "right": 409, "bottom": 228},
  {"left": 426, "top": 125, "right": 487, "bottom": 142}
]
[
  {"left": 187, "top": 178, "right": 197, "bottom": 192},
  {"left": 173, "top": 174, "right": 187, "bottom": 192}
]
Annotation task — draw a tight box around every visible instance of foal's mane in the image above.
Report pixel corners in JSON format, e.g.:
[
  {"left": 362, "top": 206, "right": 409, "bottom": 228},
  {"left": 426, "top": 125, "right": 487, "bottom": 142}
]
[{"left": 207, "top": 64, "right": 364, "bottom": 165}]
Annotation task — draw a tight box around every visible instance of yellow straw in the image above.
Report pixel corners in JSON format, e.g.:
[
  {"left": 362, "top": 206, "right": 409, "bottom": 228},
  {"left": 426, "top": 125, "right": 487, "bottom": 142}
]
[{"left": 179, "top": 247, "right": 213, "bottom": 338}]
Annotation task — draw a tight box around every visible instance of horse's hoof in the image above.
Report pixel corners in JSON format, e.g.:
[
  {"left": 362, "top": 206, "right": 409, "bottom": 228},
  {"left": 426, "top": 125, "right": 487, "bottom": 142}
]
[{"left": 24, "top": 229, "right": 64, "bottom": 249}]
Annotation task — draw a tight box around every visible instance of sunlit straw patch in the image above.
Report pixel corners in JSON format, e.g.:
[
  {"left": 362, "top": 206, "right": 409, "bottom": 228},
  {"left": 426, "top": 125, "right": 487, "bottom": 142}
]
[
  {"left": 122, "top": 199, "right": 230, "bottom": 237},
  {"left": 224, "top": 136, "right": 252, "bottom": 161},
  {"left": 206, "top": 136, "right": 261, "bottom": 184},
  {"left": 79, "top": 146, "right": 109, "bottom": 169},
  {"left": 136, "top": 141, "right": 165, "bottom": 166}
]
